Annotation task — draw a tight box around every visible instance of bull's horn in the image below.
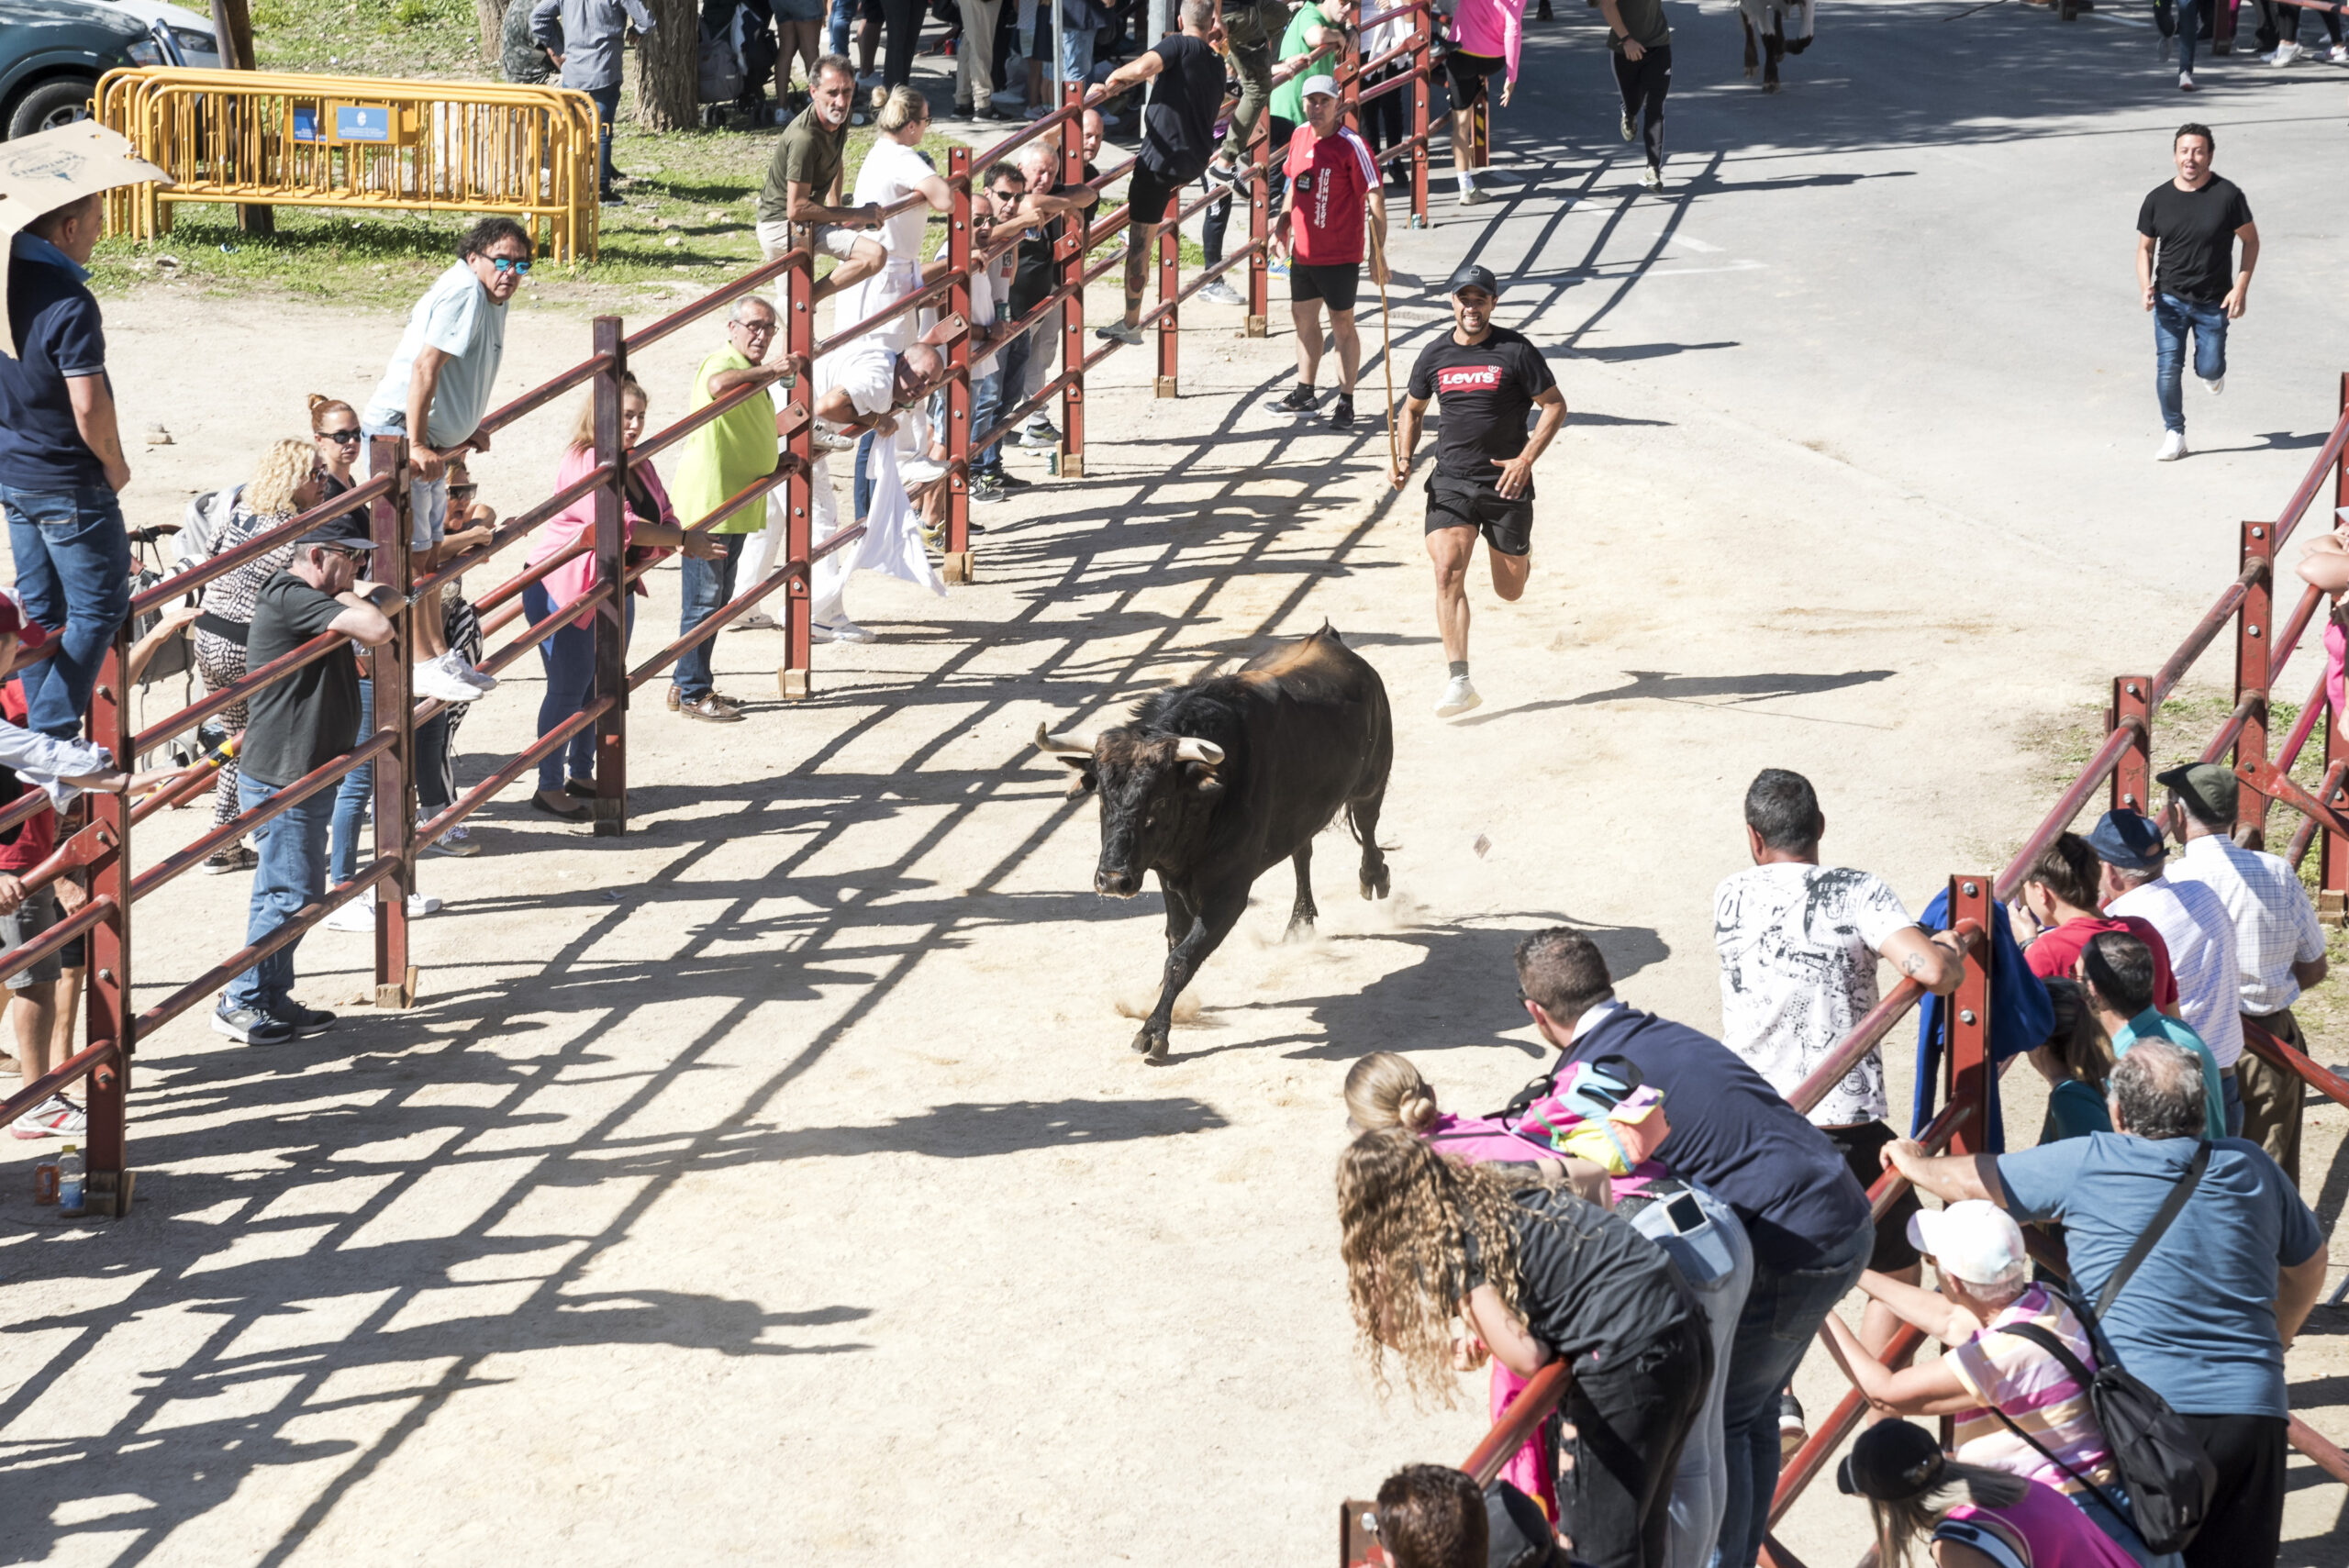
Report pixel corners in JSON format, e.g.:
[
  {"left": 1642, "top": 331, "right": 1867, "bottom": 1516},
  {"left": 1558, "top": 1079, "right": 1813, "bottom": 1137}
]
[
  {"left": 1174, "top": 738, "right": 1226, "bottom": 765},
  {"left": 1034, "top": 722, "right": 1097, "bottom": 756}
]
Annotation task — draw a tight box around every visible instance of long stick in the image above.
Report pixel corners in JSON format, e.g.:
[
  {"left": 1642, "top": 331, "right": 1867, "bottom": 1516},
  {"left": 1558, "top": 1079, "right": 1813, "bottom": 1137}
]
[{"left": 1370, "top": 209, "right": 1397, "bottom": 475}]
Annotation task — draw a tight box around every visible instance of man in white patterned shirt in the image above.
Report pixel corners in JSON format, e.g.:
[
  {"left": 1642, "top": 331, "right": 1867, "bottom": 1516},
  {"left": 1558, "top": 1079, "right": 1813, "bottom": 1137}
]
[{"left": 2157, "top": 762, "right": 2327, "bottom": 1182}]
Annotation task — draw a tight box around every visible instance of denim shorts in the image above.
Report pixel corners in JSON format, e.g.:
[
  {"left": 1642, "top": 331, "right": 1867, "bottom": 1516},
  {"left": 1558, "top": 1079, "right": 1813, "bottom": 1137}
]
[
  {"left": 0, "top": 886, "right": 63, "bottom": 991},
  {"left": 362, "top": 421, "right": 449, "bottom": 550}
]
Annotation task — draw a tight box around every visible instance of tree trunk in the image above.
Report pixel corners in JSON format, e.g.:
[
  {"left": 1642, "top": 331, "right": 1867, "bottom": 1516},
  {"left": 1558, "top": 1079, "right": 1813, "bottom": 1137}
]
[
  {"left": 209, "top": 0, "right": 273, "bottom": 234},
  {"left": 476, "top": 0, "right": 506, "bottom": 61},
  {"left": 635, "top": 0, "right": 700, "bottom": 132}
]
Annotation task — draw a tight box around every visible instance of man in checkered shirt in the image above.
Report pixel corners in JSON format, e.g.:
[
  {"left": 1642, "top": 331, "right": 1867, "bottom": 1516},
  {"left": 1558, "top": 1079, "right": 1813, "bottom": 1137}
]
[{"left": 2158, "top": 762, "right": 2329, "bottom": 1183}]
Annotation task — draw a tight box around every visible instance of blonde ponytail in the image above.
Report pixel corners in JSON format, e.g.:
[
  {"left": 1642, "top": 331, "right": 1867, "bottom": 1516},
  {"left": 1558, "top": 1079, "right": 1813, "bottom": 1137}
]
[{"left": 1343, "top": 1051, "right": 1442, "bottom": 1135}]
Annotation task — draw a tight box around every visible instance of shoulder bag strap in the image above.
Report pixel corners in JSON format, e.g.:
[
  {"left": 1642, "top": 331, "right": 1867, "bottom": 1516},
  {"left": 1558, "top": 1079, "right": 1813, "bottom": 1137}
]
[
  {"left": 2091, "top": 1139, "right": 2212, "bottom": 1324},
  {"left": 1987, "top": 1324, "right": 2139, "bottom": 1540}
]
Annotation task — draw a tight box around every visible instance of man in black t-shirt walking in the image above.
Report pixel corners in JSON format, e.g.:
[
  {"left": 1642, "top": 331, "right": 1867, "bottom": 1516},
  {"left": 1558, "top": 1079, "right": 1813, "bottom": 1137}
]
[
  {"left": 2136, "top": 122, "right": 2258, "bottom": 463},
  {"left": 1092, "top": 0, "right": 1228, "bottom": 346},
  {"left": 1393, "top": 264, "right": 1567, "bottom": 718}
]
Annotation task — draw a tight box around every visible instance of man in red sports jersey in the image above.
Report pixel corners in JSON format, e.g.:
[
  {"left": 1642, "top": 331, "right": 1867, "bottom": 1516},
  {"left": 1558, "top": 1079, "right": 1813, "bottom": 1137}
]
[{"left": 1265, "top": 74, "right": 1387, "bottom": 431}]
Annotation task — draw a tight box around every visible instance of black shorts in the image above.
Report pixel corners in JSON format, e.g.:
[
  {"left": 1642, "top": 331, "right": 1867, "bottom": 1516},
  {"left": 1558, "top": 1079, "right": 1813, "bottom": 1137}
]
[
  {"left": 1423, "top": 472, "right": 1532, "bottom": 556},
  {"left": 1290, "top": 261, "right": 1359, "bottom": 313},
  {"left": 1822, "top": 1120, "right": 1923, "bottom": 1273},
  {"left": 1127, "top": 164, "right": 1186, "bottom": 228},
  {"left": 1445, "top": 48, "right": 1506, "bottom": 108}
]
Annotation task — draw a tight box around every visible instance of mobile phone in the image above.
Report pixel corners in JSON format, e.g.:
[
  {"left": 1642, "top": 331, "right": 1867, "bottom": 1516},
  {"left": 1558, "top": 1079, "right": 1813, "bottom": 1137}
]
[{"left": 1664, "top": 1193, "right": 1706, "bottom": 1236}]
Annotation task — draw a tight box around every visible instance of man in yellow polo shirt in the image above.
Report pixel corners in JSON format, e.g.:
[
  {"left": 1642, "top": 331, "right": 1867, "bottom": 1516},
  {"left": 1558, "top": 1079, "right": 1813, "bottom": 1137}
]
[{"left": 669, "top": 295, "right": 795, "bottom": 722}]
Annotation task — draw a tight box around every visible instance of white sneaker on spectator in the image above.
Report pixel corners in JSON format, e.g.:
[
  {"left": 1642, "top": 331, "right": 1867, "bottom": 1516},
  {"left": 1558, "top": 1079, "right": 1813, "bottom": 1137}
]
[
  {"left": 445, "top": 650, "right": 498, "bottom": 692},
  {"left": 1019, "top": 418, "right": 1062, "bottom": 448},
  {"left": 423, "top": 825, "right": 480, "bottom": 856},
  {"left": 1434, "top": 674, "right": 1482, "bottom": 717},
  {"left": 2330, "top": 41, "right": 2349, "bottom": 61},
  {"left": 1198, "top": 278, "right": 1244, "bottom": 306},
  {"left": 11, "top": 1094, "right": 83, "bottom": 1140},
  {"left": 2265, "top": 39, "right": 2301, "bottom": 62},
  {"left": 813, "top": 426, "right": 859, "bottom": 452},
  {"left": 414, "top": 655, "right": 483, "bottom": 706},
  {"left": 326, "top": 888, "right": 443, "bottom": 931},
  {"left": 1094, "top": 322, "right": 1144, "bottom": 347},
  {"left": 2178, "top": 69, "right": 2197, "bottom": 89},
  {"left": 812, "top": 617, "right": 875, "bottom": 644},
  {"left": 2200, "top": 373, "right": 2224, "bottom": 396},
  {"left": 2155, "top": 429, "right": 2188, "bottom": 462},
  {"left": 898, "top": 455, "right": 948, "bottom": 485}
]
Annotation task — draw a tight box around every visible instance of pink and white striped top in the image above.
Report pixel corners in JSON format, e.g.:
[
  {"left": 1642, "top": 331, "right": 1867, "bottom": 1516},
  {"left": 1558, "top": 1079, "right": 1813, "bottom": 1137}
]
[{"left": 1946, "top": 1284, "right": 2117, "bottom": 1496}]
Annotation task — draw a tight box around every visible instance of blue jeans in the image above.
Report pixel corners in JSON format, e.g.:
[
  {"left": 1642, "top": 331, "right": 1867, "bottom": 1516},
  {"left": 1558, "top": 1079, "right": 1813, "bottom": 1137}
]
[
  {"left": 2158, "top": 0, "right": 2205, "bottom": 68},
  {"left": 672, "top": 531, "right": 747, "bottom": 700},
  {"left": 971, "top": 364, "right": 1006, "bottom": 474},
  {"left": 2221, "top": 1068, "right": 2244, "bottom": 1136},
  {"left": 227, "top": 772, "right": 335, "bottom": 1016},
  {"left": 827, "top": 0, "right": 857, "bottom": 56},
  {"left": 2074, "top": 1481, "right": 2185, "bottom": 1568},
  {"left": 1, "top": 482, "right": 130, "bottom": 740},
  {"left": 1059, "top": 21, "right": 1095, "bottom": 84},
  {"left": 2153, "top": 292, "right": 2228, "bottom": 434},
  {"left": 853, "top": 431, "right": 875, "bottom": 521},
  {"left": 330, "top": 676, "right": 375, "bottom": 886},
  {"left": 587, "top": 82, "right": 619, "bottom": 193},
  {"left": 1713, "top": 1217, "right": 1873, "bottom": 1568},
  {"left": 1659, "top": 1187, "right": 1753, "bottom": 1568},
  {"left": 523, "top": 582, "right": 630, "bottom": 793}
]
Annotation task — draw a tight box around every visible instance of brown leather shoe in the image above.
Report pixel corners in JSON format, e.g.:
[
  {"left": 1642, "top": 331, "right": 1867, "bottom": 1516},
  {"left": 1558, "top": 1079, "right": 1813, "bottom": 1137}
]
[
  {"left": 678, "top": 693, "right": 743, "bottom": 723},
  {"left": 665, "top": 684, "right": 683, "bottom": 711}
]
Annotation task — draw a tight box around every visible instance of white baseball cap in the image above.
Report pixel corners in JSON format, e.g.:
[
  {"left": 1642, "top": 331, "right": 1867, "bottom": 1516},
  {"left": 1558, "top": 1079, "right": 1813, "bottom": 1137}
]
[
  {"left": 1300, "top": 74, "right": 1341, "bottom": 100},
  {"left": 1906, "top": 1200, "right": 2029, "bottom": 1288}
]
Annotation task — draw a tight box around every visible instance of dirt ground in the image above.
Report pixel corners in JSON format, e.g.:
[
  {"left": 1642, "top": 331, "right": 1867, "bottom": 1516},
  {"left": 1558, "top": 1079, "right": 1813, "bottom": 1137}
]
[{"left": 6, "top": 4, "right": 2349, "bottom": 1562}]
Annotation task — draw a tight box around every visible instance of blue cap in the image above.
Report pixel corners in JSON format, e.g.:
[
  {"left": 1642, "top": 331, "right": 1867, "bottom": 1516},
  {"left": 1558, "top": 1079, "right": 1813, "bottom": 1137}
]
[{"left": 2084, "top": 808, "right": 2166, "bottom": 873}]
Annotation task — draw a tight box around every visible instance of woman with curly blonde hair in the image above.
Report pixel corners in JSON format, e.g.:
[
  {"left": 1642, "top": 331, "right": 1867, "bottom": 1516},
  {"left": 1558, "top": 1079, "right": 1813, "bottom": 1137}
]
[
  {"left": 1338, "top": 1126, "right": 1712, "bottom": 1568},
  {"left": 189, "top": 439, "right": 326, "bottom": 872}
]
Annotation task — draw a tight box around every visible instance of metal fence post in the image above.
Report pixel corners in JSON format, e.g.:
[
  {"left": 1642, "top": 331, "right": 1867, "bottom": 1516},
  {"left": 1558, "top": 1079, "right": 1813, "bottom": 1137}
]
[
  {"left": 2325, "top": 695, "right": 2349, "bottom": 920},
  {"left": 2235, "top": 520, "right": 2273, "bottom": 847},
  {"left": 85, "top": 639, "right": 130, "bottom": 1215},
  {"left": 1245, "top": 111, "right": 1270, "bottom": 339},
  {"left": 1155, "top": 189, "right": 1180, "bottom": 398},
  {"left": 591, "top": 315, "right": 629, "bottom": 834},
  {"left": 2109, "top": 675, "right": 2153, "bottom": 815},
  {"left": 1059, "top": 80, "right": 1088, "bottom": 475},
  {"left": 781, "top": 239, "right": 817, "bottom": 700},
  {"left": 943, "top": 143, "right": 975, "bottom": 584},
  {"left": 1945, "top": 875, "right": 1994, "bottom": 1156},
  {"left": 1409, "top": 4, "right": 1430, "bottom": 226},
  {"left": 367, "top": 432, "right": 416, "bottom": 1007}
]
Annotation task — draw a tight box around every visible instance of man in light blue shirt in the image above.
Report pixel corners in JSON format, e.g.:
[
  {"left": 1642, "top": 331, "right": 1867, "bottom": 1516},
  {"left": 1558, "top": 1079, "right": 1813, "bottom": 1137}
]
[{"left": 362, "top": 217, "right": 530, "bottom": 706}]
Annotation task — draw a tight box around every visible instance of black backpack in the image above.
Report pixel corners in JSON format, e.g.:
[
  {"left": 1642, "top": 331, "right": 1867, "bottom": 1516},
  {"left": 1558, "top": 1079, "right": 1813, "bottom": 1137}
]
[{"left": 1988, "top": 1140, "right": 2219, "bottom": 1556}]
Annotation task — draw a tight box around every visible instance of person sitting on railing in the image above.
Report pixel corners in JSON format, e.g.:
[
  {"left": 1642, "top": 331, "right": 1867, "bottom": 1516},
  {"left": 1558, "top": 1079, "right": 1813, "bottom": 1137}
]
[
  {"left": 214, "top": 511, "right": 399, "bottom": 1049},
  {"left": 807, "top": 337, "right": 955, "bottom": 637},
  {"left": 754, "top": 55, "right": 890, "bottom": 309},
  {"left": 1094, "top": 0, "right": 1230, "bottom": 348},
  {"left": 1337, "top": 1125, "right": 1709, "bottom": 1568},
  {"left": 1345, "top": 1051, "right": 1748, "bottom": 1568},
  {"left": 188, "top": 439, "right": 329, "bottom": 877},
  {"left": 1512, "top": 927, "right": 1874, "bottom": 1568},
  {"left": 527, "top": 374, "right": 723, "bottom": 821},
  {"left": 2154, "top": 761, "right": 2329, "bottom": 1186},
  {"left": 359, "top": 217, "right": 530, "bottom": 708},
  {"left": 1885, "top": 1042, "right": 2328, "bottom": 1568},
  {"left": 669, "top": 295, "right": 806, "bottom": 723},
  {"left": 1819, "top": 1203, "right": 2179, "bottom": 1567},
  {"left": 2080, "top": 807, "right": 2247, "bottom": 1136},
  {"left": 1837, "top": 1418, "right": 2136, "bottom": 1568}
]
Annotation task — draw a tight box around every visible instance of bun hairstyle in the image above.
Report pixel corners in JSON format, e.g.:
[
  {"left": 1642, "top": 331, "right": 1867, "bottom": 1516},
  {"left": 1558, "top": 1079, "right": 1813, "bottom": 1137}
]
[
  {"left": 307, "top": 393, "right": 358, "bottom": 433},
  {"left": 874, "top": 83, "right": 928, "bottom": 132},
  {"left": 1343, "top": 1051, "right": 1441, "bottom": 1134}
]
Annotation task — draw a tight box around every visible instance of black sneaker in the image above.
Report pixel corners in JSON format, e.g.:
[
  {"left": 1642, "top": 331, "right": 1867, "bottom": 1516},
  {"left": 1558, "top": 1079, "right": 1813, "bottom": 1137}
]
[
  {"left": 202, "top": 845, "right": 257, "bottom": 875},
  {"left": 1330, "top": 393, "right": 1356, "bottom": 428},
  {"left": 265, "top": 1004, "right": 338, "bottom": 1038},
  {"left": 213, "top": 1005, "right": 297, "bottom": 1045},
  {"left": 1778, "top": 1391, "right": 1808, "bottom": 1458},
  {"left": 971, "top": 475, "right": 1008, "bottom": 505},
  {"left": 1272, "top": 384, "right": 1318, "bottom": 414},
  {"left": 994, "top": 469, "right": 1034, "bottom": 490}
]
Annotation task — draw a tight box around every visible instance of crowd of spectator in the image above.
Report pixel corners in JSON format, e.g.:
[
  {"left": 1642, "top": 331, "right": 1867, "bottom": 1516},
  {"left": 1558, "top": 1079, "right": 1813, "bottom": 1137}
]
[{"left": 1332, "top": 763, "right": 2333, "bottom": 1568}]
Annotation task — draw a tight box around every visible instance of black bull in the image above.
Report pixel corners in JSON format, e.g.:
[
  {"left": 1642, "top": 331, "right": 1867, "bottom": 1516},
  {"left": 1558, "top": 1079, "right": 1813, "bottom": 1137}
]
[{"left": 1037, "top": 626, "right": 1395, "bottom": 1063}]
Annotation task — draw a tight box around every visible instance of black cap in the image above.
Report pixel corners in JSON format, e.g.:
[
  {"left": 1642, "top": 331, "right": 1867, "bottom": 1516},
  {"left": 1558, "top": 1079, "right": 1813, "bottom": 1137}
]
[
  {"left": 2084, "top": 807, "right": 2165, "bottom": 873},
  {"left": 295, "top": 509, "right": 380, "bottom": 553},
  {"left": 1446, "top": 262, "right": 1501, "bottom": 298},
  {"left": 1836, "top": 1420, "right": 1946, "bottom": 1502}
]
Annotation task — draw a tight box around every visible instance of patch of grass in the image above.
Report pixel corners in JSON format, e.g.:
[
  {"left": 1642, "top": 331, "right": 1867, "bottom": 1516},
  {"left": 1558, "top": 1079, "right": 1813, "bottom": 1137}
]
[{"left": 250, "top": 0, "right": 484, "bottom": 77}]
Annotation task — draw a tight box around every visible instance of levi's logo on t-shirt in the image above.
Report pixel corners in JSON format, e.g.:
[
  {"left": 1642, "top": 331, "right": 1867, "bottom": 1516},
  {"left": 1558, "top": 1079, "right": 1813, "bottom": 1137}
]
[{"left": 1436, "top": 363, "right": 1503, "bottom": 393}]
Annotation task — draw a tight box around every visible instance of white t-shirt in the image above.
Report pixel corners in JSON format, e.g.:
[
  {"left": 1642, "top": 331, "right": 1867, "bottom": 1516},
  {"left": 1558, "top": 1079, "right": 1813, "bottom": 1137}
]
[
  {"left": 2105, "top": 874, "right": 2246, "bottom": 1068},
  {"left": 852, "top": 139, "right": 938, "bottom": 266},
  {"left": 362, "top": 261, "right": 507, "bottom": 450},
  {"left": 1714, "top": 862, "right": 1917, "bottom": 1127}
]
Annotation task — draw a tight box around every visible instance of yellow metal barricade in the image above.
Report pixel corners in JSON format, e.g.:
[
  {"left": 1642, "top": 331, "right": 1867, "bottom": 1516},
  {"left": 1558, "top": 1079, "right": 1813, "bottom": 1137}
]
[{"left": 94, "top": 67, "right": 600, "bottom": 262}]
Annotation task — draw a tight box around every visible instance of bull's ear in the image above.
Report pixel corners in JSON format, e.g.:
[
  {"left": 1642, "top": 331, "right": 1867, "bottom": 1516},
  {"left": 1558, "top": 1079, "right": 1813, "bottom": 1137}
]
[
  {"left": 1064, "top": 767, "right": 1098, "bottom": 797},
  {"left": 1186, "top": 762, "right": 1224, "bottom": 798}
]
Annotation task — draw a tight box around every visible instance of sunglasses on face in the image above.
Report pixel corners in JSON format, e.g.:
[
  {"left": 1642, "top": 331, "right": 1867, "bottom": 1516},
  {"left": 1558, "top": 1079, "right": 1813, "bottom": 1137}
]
[
  {"left": 486, "top": 255, "right": 532, "bottom": 275},
  {"left": 321, "top": 428, "right": 362, "bottom": 445}
]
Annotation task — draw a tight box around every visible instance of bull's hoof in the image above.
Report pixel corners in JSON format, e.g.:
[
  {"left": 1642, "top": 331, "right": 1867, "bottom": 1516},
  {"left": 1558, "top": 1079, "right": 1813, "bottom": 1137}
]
[
  {"left": 1284, "top": 916, "right": 1317, "bottom": 943},
  {"left": 1763, "top": 76, "right": 1780, "bottom": 93},
  {"left": 1742, "top": 61, "right": 1756, "bottom": 78},
  {"left": 1785, "top": 35, "right": 1812, "bottom": 50},
  {"left": 1360, "top": 865, "right": 1392, "bottom": 901},
  {"left": 1131, "top": 1025, "right": 1168, "bottom": 1060}
]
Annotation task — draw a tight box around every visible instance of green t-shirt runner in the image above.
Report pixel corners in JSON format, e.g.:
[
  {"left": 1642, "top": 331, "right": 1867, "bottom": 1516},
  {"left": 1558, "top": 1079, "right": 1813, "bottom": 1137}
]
[
  {"left": 669, "top": 347, "right": 777, "bottom": 535},
  {"left": 1271, "top": 2, "right": 1341, "bottom": 123}
]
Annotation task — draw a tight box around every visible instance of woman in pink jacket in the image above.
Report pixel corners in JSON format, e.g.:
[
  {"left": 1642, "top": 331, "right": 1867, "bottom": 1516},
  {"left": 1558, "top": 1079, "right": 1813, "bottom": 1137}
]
[
  {"left": 1446, "top": 0, "right": 1526, "bottom": 204},
  {"left": 523, "top": 376, "right": 720, "bottom": 821}
]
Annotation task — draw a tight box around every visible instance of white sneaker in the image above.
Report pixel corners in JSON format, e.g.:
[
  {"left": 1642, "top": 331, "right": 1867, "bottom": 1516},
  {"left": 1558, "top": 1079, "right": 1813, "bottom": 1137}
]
[
  {"left": 812, "top": 426, "right": 859, "bottom": 453},
  {"left": 897, "top": 456, "right": 948, "bottom": 485},
  {"left": 2155, "top": 429, "right": 2188, "bottom": 462},
  {"left": 414, "top": 656, "right": 483, "bottom": 706},
  {"left": 444, "top": 651, "right": 497, "bottom": 693},
  {"left": 2266, "top": 39, "right": 2302, "bottom": 62},
  {"left": 1197, "top": 278, "right": 1244, "bottom": 306},
  {"left": 1459, "top": 184, "right": 1491, "bottom": 206},
  {"left": 327, "top": 888, "right": 443, "bottom": 931},
  {"left": 423, "top": 825, "right": 480, "bottom": 856},
  {"left": 2179, "top": 69, "right": 2197, "bottom": 89},
  {"left": 1641, "top": 162, "right": 1664, "bottom": 191},
  {"left": 1434, "top": 673, "right": 1483, "bottom": 717},
  {"left": 11, "top": 1094, "right": 83, "bottom": 1140},
  {"left": 812, "top": 617, "right": 875, "bottom": 644},
  {"left": 2330, "top": 41, "right": 2349, "bottom": 61},
  {"left": 2200, "top": 374, "right": 2224, "bottom": 396}
]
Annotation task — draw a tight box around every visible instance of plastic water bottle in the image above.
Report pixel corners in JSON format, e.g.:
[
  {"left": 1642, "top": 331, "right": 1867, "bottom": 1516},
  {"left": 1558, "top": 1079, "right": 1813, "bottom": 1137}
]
[{"left": 57, "top": 1143, "right": 85, "bottom": 1218}]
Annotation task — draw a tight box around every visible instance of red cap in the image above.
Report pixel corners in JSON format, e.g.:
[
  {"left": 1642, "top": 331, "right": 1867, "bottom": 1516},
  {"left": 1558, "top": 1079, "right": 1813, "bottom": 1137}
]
[{"left": 0, "top": 588, "right": 54, "bottom": 655}]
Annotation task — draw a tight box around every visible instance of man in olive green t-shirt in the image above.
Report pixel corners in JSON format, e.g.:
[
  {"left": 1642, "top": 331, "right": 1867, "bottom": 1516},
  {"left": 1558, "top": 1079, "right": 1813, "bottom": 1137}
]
[
  {"left": 753, "top": 54, "right": 885, "bottom": 306},
  {"left": 668, "top": 295, "right": 800, "bottom": 721}
]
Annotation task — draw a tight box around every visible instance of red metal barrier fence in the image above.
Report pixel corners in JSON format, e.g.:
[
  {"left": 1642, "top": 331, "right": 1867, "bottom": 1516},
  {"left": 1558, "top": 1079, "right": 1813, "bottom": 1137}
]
[
  {"left": 0, "top": 10, "right": 1445, "bottom": 1215},
  {"left": 1340, "top": 380, "right": 2349, "bottom": 1568}
]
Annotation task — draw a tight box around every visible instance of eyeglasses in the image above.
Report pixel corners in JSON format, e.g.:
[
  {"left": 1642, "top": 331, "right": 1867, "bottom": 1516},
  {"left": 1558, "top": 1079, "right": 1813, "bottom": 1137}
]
[
  {"left": 321, "top": 428, "right": 362, "bottom": 445},
  {"left": 486, "top": 256, "right": 533, "bottom": 275},
  {"left": 735, "top": 320, "right": 777, "bottom": 335}
]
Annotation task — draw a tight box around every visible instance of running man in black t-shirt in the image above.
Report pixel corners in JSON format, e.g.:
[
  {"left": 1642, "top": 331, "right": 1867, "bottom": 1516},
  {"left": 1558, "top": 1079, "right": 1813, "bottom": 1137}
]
[
  {"left": 1092, "top": 0, "right": 1228, "bottom": 346},
  {"left": 1393, "top": 264, "right": 1566, "bottom": 719},
  {"left": 2136, "top": 123, "right": 2258, "bottom": 464}
]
